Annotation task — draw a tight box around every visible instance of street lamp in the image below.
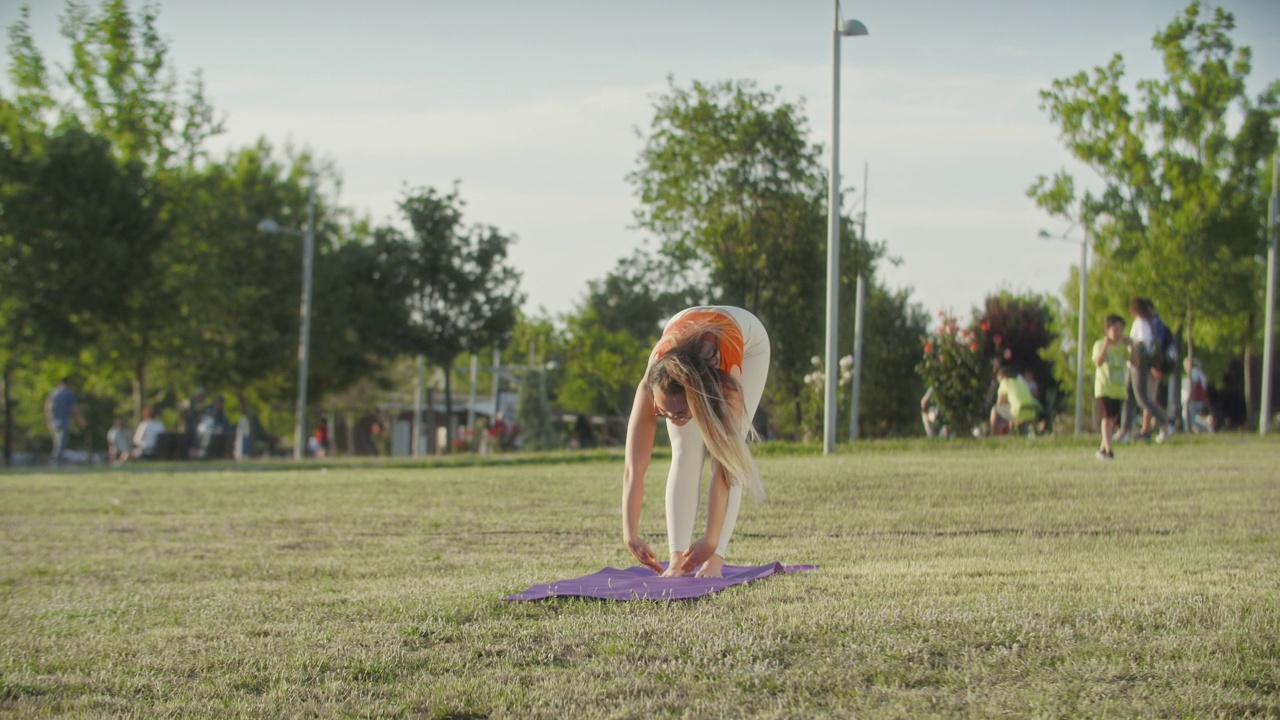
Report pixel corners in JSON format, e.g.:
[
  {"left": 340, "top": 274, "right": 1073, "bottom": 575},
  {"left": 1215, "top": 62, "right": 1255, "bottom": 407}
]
[
  {"left": 258, "top": 180, "right": 317, "bottom": 461},
  {"left": 823, "top": 1, "right": 868, "bottom": 455},
  {"left": 1262, "top": 153, "right": 1278, "bottom": 435},
  {"left": 1039, "top": 226, "right": 1089, "bottom": 436}
]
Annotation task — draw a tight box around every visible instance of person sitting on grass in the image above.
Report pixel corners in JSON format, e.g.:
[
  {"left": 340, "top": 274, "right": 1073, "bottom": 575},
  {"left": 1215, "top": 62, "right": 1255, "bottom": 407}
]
[
  {"left": 621, "top": 306, "right": 770, "bottom": 579},
  {"left": 1093, "top": 314, "right": 1133, "bottom": 461},
  {"left": 989, "top": 365, "right": 1040, "bottom": 436},
  {"left": 132, "top": 406, "right": 165, "bottom": 460}
]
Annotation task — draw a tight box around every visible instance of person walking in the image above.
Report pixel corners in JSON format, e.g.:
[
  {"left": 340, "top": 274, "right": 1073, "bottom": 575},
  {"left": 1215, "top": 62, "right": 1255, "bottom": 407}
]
[
  {"left": 1093, "top": 314, "right": 1133, "bottom": 460},
  {"left": 621, "top": 306, "right": 770, "bottom": 579},
  {"left": 1120, "top": 298, "right": 1174, "bottom": 443},
  {"left": 44, "top": 377, "right": 85, "bottom": 466}
]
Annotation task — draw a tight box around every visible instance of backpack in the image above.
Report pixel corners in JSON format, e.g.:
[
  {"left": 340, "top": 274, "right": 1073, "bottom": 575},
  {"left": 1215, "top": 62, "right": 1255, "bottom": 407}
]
[{"left": 1149, "top": 314, "right": 1179, "bottom": 374}]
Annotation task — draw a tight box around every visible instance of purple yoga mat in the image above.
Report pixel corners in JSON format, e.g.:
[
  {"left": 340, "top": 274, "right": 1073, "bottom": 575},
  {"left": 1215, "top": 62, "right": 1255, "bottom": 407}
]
[{"left": 504, "top": 562, "right": 817, "bottom": 601}]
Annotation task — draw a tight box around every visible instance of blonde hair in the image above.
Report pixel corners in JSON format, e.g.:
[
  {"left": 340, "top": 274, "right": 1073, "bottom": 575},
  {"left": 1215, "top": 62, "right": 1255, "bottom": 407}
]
[{"left": 649, "top": 329, "right": 765, "bottom": 500}]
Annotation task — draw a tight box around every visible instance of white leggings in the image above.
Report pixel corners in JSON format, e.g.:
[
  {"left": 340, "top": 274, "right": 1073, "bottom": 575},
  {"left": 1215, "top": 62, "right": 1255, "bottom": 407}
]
[{"left": 663, "top": 306, "right": 770, "bottom": 559}]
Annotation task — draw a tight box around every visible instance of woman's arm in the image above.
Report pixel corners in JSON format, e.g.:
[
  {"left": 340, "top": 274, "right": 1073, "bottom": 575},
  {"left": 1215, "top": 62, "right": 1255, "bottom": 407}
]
[
  {"left": 621, "top": 369, "right": 662, "bottom": 572},
  {"left": 680, "top": 460, "right": 730, "bottom": 573},
  {"left": 680, "top": 383, "right": 744, "bottom": 571}
]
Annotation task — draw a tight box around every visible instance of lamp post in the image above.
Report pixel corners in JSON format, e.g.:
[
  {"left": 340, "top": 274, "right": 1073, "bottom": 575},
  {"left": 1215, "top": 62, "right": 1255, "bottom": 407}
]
[
  {"left": 849, "top": 162, "right": 868, "bottom": 443},
  {"left": 1262, "top": 153, "right": 1278, "bottom": 436},
  {"left": 823, "top": 1, "right": 868, "bottom": 455},
  {"left": 1039, "top": 226, "right": 1089, "bottom": 436},
  {"left": 258, "top": 180, "right": 317, "bottom": 461}
]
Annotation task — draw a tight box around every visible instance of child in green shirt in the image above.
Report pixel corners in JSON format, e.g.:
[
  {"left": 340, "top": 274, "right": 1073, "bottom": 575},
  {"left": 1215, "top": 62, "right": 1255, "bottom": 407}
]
[{"left": 1092, "top": 314, "right": 1134, "bottom": 460}]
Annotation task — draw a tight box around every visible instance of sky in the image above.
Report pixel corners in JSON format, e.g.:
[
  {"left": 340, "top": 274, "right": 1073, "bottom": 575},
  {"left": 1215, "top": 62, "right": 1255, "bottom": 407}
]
[{"left": 4, "top": 0, "right": 1279, "bottom": 321}]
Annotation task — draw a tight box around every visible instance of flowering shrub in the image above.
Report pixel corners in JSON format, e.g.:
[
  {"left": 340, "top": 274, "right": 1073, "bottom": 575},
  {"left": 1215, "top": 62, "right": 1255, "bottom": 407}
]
[
  {"left": 799, "top": 354, "right": 853, "bottom": 441},
  {"left": 916, "top": 312, "right": 989, "bottom": 435}
]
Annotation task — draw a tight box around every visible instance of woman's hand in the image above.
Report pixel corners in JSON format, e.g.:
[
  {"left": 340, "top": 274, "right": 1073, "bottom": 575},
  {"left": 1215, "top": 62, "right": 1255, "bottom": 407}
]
[
  {"left": 680, "top": 536, "right": 717, "bottom": 573},
  {"left": 625, "top": 536, "right": 663, "bottom": 574}
]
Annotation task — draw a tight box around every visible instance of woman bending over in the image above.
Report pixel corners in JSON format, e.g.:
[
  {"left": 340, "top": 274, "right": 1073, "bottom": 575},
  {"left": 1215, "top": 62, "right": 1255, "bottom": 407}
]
[{"left": 621, "top": 306, "right": 770, "bottom": 578}]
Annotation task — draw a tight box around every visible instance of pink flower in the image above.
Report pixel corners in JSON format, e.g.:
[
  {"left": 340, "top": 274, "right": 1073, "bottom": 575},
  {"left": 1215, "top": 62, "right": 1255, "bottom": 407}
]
[
  {"left": 1003, "top": 348, "right": 1013, "bottom": 359},
  {"left": 993, "top": 334, "right": 1003, "bottom": 346}
]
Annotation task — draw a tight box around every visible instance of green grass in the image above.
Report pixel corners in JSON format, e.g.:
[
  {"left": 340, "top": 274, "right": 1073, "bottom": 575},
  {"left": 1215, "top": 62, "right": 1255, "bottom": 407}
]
[{"left": 2, "top": 437, "right": 1278, "bottom": 718}]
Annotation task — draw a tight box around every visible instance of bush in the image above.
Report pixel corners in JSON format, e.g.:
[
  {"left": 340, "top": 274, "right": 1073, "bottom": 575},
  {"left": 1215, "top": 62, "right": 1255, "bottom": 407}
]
[{"left": 917, "top": 312, "right": 989, "bottom": 436}]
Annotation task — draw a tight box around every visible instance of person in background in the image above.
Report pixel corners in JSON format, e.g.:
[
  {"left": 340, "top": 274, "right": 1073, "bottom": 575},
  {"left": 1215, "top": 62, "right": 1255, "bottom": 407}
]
[
  {"left": 989, "top": 366, "right": 1040, "bottom": 436},
  {"left": 1181, "top": 357, "right": 1211, "bottom": 434},
  {"left": 308, "top": 418, "right": 330, "bottom": 458},
  {"left": 1121, "top": 298, "right": 1174, "bottom": 443},
  {"left": 1021, "top": 370, "right": 1040, "bottom": 405},
  {"left": 920, "top": 386, "right": 944, "bottom": 439},
  {"left": 575, "top": 413, "right": 598, "bottom": 450},
  {"left": 1092, "top": 314, "right": 1133, "bottom": 461},
  {"left": 107, "top": 418, "right": 132, "bottom": 465},
  {"left": 180, "top": 387, "right": 207, "bottom": 458},
  {"left": 45, "top": 377, "right": 86, "bottom": 467},
  {"left": 132, "top": 405, "right": 165, "bottom": 460}
]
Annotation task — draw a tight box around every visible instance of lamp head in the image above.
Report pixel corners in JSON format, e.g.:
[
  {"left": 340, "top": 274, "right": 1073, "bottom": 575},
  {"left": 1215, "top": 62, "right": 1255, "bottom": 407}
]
[
  {"left": 840, "top": 19, "right": 868, "bottom": 37},
  {"left": 1037, "top": 229, "right": 1052, "bottom": 238},
  {"left": 257, "top": 218, "right": 282, "bottom": 234}
]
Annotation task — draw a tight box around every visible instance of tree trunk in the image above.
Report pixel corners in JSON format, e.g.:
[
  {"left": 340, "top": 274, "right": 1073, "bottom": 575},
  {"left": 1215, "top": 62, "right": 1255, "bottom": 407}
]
[
  {"left": 443, "top": 360, "right": 454, "bottom": 454},
  {"left": 1245, "top": 312, "right": 1257, "bottom": 430},
  {"left": 131, "top": 334, "right": 148, "bottom": 424},
  {"left": 3, "top": 361, "right": 13, "bottom": 467},
  {"left": 1185, "top": 305, "right": 1194, "bottom": 369},
  {"left": 792, "top": 397, "right": 802, "bottom": 440},
  {"left": 131, "top": 363, "right": 146, "bottom": 426}
]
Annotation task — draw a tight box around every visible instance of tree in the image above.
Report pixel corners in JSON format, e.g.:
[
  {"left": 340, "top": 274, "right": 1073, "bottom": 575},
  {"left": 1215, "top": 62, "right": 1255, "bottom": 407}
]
[
  {"left": 390, "top": 185, "right": 523, "bottom": 452},
  {"left": 580, "top": 246, "right": 706, "bottom": 341},
  {"left": 162, "top": 142, "right": 307, "bottom": 402},
  {"left": 973, "top": 291, "right": 1059, "bottom": 416},
  {"left": 57, "top": 0, "right": 222, "bottom": 169},
  {"left": 556, "top": 307, "right": 652, "bottom": 421},
  {"left": 308, "top": 220, "right": 417, "bottom": 401},
  {"left": 917, "top": 313, "right": 988, "bottom": 437},
  {"left": 4, "top": 0, "right": 224, "bottom": 421},
  {"left": 0, "top": 120, "right": 162, "bottom": 418},
  {"left": 629, "top": 77, "right": 896, "bottom": 438},
  {"left": 1029, "top": 1, "right": 1279, "bottom": 426},
  {"left": 857, "top": 286, "right": 932, "bottom": 437},
  {"left": 554, "top": 247, "right": 704, "bottom": 421},
  {"left": 509, "top": 313, "right": 561, "bottom": 451}
]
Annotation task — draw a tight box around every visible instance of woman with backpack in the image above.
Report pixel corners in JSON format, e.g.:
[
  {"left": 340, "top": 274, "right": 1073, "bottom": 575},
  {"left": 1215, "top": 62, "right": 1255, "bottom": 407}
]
[{"left": 1121, "top": 297, "right": 1175, "bottom": 443}]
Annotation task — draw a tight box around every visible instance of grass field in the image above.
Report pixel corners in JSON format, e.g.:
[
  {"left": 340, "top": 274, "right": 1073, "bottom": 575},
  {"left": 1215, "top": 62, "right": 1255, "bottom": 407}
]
[{"left": 2, "top": 437, "right": 1278, "bottom": 718}]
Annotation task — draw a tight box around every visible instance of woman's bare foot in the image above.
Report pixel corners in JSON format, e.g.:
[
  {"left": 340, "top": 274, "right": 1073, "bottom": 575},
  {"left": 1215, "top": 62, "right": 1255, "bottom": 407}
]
[
  {"left": 661, "top": 551, "right": 689, "bottom": 578},
  {"left": 694, "top": 554, "right": 724, "bottom": 578}
]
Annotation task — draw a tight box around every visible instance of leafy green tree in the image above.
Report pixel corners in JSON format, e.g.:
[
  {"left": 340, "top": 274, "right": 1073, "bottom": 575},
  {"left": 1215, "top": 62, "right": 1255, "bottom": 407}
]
[
  {"left": 389, "top": 185, "right": 523, "bottom": 452},
  {"left": 857, "top": 287, "right": 932, "bottom": 437},
  {"left": 0, "top": 121, "right": 162, "bottom": 417},
  {"left": 57, "top": 0, "right": 221, "bottom": 168},
  {"left": 629, "top": 77, "right": 897, "bottom": 439},
  {"left": 554, "top": 247, "right": 704, "bottom": 421},
  {"left": 973, "top": 291, "right": 1058, "bottom": 416},
  {"left": 580, "top": 246, "right": 706, "bottom": 341},
  {"left": 4, "top": 0, "right": 224, "bottom": 421},
  {"left": 308, "top": 219, "right": 417, "bottom": 401},
  {"left": 556, "top": 307, "right": 652, "bottom": 421},
  {"left": 1029, "top": 1, "right": 1279, "bottom": 425}
]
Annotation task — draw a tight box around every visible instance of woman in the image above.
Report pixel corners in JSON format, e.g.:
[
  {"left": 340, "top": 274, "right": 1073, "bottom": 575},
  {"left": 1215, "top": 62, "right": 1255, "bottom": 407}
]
[
  {"left": 621, "top": 306, "right": 770, "bottom": 578},
  {"left": 1121, "top": 297, "right": 1171, "bottom": 441}
]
